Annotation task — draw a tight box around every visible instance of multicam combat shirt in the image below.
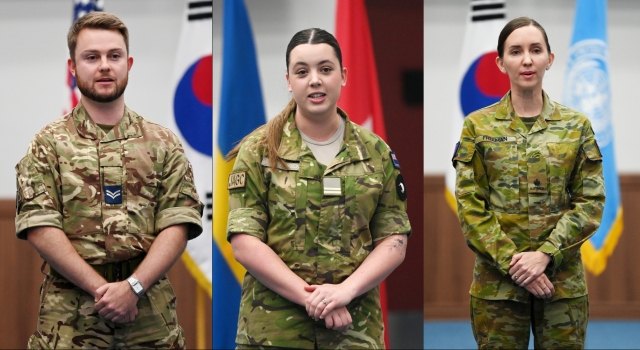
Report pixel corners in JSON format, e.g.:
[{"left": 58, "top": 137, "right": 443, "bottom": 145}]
[
  {"left": 227, "top": 110, "right": 411, "bottom": 349},
  {"left": 453, "top": 91, "right": 605, "bottom": 303},
  {"left": 15, "top": 102, "right": 204, "bottom": 264}
]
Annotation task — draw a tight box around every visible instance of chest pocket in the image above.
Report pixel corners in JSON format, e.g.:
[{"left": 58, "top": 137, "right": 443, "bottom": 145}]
[
  {"left": 477, "top": 136, "right": 519, "bottom": 213},
  {"left": 343, "top": 172, "right": 382, "bottom": 256},
  {"left": 547, "top": 142, "right": 578, "bottom": 212}
]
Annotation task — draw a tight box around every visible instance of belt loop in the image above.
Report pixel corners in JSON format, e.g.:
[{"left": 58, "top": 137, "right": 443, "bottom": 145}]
[
  {"left": 127, "top": 260, "right": 132, "bottom": 278},
  {"left": 115, "top": 262, "right": 122, "bottom": 282},
  {"left": 103, "top": 265, "right": 108, "bottom": 281}
]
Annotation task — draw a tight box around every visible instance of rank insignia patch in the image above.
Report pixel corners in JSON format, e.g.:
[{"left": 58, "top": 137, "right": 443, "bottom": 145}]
[{"left": 104, "top": 185, "right": 122, "bottom": 204}]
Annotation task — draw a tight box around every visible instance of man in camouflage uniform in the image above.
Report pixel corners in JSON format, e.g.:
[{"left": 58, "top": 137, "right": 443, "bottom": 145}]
[
  {"left": 453, "top": 91, "right": 605, "bottom": 349},
  {"left": 15, "top": 12, "right": 203, "bottom": 349},
  {"left": 227, "top": 110, "right": 411, "bottom": 349}
]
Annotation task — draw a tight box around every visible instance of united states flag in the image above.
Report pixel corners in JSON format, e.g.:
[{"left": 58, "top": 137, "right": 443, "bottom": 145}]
[{"left": 64, "top": 0, "right": 104, "bottom": 114}]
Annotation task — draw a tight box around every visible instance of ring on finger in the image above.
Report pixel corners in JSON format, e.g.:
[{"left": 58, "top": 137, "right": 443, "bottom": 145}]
[
  {"left": 514, "top": 275, "right": 519, "bottom": 281},
  {"left": 322, "top": 299, "right": 328, "bottom": 305}
]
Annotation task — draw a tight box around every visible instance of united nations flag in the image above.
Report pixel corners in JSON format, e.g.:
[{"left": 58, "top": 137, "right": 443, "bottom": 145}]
[{"left": 563, "top": 0, "right": 623, "bottom": 276}]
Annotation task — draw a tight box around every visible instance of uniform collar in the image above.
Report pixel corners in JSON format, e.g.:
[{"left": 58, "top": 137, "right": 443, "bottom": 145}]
[
  {"left": 495, "top": 90, "right": 561, "bottom": 134},
  {"left": 73, "top": 101, "right": 143, "bottom": 141},
  {"left": 277, "top": 107, "right": 371, "bottom": 163}
]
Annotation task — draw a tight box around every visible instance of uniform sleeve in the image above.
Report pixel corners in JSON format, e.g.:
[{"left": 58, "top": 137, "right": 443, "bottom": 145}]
[
  {"left": 155, "top": 137, "right": 204, "bottom": 240},
  {"left": 537, "top": 123, "right": 605, "bottom": 269},
  {"left": 453, "top": 118, "right": 518, "bottom": 276},
  {"left": 370, "top": 141, "right": 411, "bottom": 241},
  {"left": 226, "top": 136, "right": 269, "bottom": 241},
  {"left": 15, "top": 135, "right": 63, "bottom": 240}
]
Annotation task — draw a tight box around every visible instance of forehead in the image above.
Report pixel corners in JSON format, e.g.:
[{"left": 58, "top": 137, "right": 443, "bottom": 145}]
[
  {"left": 76, "top": 28, "right": 126, "bottom": 52},
  {"left": 288, "top": 43, "right": 338, "bottom": 66},
  {"left": 506, "top": 25, "right": 546, "bottom": 46}
]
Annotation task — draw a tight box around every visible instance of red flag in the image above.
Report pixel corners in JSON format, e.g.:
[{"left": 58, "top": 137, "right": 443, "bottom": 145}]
[
  {"left": 335, "top": 0, "right": 387, "bottom": 140},
  {"left": 335, "top": 0, "right": 390, "bottom": 347}
]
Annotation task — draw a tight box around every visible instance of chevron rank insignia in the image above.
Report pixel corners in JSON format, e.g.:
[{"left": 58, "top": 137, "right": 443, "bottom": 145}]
[{"left": 104, "top": 185, "right": 122, "bottom": 204}]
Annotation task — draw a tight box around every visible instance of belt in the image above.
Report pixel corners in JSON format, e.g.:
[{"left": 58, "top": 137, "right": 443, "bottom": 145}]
[{"left": 48, "top": 254, "right": 145, "bottom": 283}]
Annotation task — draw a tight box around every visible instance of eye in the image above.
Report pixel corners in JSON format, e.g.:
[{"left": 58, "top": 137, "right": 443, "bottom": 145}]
[
  {"left": 296, "top": 69, "right": 308, "bottom": 76},
  {"left": 321, "top": 66, "right": 333, "bottom": 73},
  {"left": 86, "top": 55, "right": 97, "bottom": 61},
  {"left": 510, "top": 50, "right": 520, "bottom": 55},
  {"left": 110, "top": 53, "right": 121, "bottom": 60}
]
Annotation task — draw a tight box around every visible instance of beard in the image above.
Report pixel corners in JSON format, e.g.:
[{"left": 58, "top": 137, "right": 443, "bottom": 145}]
[{"left": 76, "top": 73, "right": 128, "bottom": 103}]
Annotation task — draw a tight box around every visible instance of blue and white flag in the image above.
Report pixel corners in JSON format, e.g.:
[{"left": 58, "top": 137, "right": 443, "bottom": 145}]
[
  {"left": 213, "top": 0, "right": 266, "bottom": 348},
  {"left": 563, "top": 0, "right": 623, "bottom": 276},
  {"left": 445, "top": 0, "right": 509, "bottom": 210}
]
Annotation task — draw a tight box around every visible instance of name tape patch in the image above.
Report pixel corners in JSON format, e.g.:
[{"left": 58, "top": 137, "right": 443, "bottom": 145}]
[
  {"left": 475, "top": 135, "right": 517, "bottom": 143},
  {"left": 228, "top": 171, "right": 247, "bottom": 190}
]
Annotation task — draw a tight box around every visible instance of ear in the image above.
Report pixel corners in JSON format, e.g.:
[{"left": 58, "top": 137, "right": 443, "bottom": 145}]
[
  {"left": 286, "top": 73, "right": 292, "bottom": 92},
  {"left": 341, "top": 67, "right": 348, "bottom": 87},
  {"left": 127, "top": 56, "right": 134, "bottom": 72},
  {"left": 67, "top": 58, "right": 76, "bottom": 77},
  {"left": 546, "top": 52, "right": 555, "bottom": 70},
  {"left": 495, "top": 55, "right": 507, "bottom": 74}
]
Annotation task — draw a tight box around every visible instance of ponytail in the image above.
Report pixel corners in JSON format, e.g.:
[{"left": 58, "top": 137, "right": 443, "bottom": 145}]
[{"left": 225, "top": 98, "right": 297, "bottom": 169}]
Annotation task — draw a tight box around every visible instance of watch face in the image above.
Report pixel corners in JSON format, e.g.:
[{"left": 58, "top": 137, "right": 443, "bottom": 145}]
[{"left": 133, "top": 283, "right": 143, "bottom": 293}]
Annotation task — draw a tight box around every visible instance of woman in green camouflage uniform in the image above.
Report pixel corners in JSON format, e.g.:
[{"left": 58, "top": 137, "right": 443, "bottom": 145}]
[
  {"left": 225, "top": 28, "right": 411, "bottom": 349},
  {"left": 453, "top": 17, "right": 605, "bottom": 349}
]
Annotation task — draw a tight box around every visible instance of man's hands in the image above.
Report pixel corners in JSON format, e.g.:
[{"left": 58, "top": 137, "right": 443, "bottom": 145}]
[{"left": 94, "top": 281, "right": 139, "bottom": 323}]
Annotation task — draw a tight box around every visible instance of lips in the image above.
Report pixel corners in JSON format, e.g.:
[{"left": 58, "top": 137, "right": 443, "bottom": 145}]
[
  {"left": 96, "top": 77, "right": 115, "bottom": 83},
  {"left": 308, "top": 92, "right": 326, "bottom": 103},
  {"left": 521, "top": 71, "right": 535, "bottom": 78}
]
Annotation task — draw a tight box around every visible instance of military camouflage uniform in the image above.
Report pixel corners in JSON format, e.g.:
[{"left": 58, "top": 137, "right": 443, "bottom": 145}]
[
  {"left": 227, "top": 110, "right": 411, "bottom": 349},
  {"left": 15, "top": 102, "right": 204, "bottom": 349},
  {"left": 453, "top": 91, "right": 605, "bottom": 348}
]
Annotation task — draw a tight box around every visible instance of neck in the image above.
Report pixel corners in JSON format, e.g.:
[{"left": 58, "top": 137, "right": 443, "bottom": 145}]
[
  {"left": 510, "top": 88, "right": 543, "bottom": 118},
  {"left": 80, "top": 96, "right": 125, "bottom": 125},
  {"left": 294, "top": 109, "right": 341, "bottom": 142}
]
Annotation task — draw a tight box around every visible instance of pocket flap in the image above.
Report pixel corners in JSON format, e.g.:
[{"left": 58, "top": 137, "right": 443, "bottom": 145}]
[{"left": 583, "top": 139, "right": 603, "bottom": 161}]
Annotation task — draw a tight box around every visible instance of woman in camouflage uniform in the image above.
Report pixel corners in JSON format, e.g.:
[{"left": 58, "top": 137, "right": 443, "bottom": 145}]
[
  {"left": 225, "top": 28, "right": 411, "bottom": 349},
  {"left": 453, "top": 17, "right": 605, "bottom": 349}
]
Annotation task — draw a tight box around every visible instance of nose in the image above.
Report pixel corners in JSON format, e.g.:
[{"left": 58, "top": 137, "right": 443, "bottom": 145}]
[
  {"left": 523, "top": 51, "right": 532, "bottom": 66},
  {"left": 309, "top": 71, "right": 321, "bottom": 87},
  {"left": 99, "top": 56, "right": 111, "bottom": 72}
]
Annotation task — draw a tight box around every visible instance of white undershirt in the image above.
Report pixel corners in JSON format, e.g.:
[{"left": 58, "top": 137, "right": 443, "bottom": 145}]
[{"left": 299, "top": 117, "right": 346, "bottom": 166}]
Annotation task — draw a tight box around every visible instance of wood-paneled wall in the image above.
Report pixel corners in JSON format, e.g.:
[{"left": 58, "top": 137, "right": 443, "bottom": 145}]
[
  {"left": 424, "top": 175, "right": 640, "bottom": 319},
  {"left": 0, "top": 201, "right": 211, "bottom": 349}
]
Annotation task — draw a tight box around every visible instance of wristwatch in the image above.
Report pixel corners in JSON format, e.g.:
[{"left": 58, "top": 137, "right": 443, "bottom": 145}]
[{"left": 126, "top": 277, "right": 145, "bottom": 297}]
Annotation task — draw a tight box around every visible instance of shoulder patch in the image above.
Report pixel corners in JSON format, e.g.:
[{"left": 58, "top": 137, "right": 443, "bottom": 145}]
[
  {"left": 395, "top": 174, "right": 407, "bottom": 201},
  {"left": 228, "top": 171, "right": 247, "bottom": 190},
  {"left": 390, "top": 151, "right": 401, "bottom": 170}
]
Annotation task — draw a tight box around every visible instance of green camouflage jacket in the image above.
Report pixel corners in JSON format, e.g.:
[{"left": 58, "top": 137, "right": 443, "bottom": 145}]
[
  {"left": 453, "top": 91, "right": 605, "bottom": 303},
  {"left": 227, "top": 110, "right": 411, "bottom": 349},
  {"left": 15, "top": 102, "right": 203, "bottom": 264}
]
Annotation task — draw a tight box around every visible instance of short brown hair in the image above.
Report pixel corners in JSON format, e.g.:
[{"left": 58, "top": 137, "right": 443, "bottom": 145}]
[
  {"left": 497, "top": 17, "right": 550, "bottom": 59},
  {"left": 67, "top": 12, "right": 129, "bottom": 62}
]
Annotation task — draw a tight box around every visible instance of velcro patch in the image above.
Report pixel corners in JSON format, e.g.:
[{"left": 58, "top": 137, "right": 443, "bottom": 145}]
[
  {"left": 228, "top": 171, "right": 247, "bottom": 190},
  {"left": 390, "top": 151, "right": 401, "bottom": 170},
  {"left": 104, "top": 185, "right": 122, "bottom": 204}
]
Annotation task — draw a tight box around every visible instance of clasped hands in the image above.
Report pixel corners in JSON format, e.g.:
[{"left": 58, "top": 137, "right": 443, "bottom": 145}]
[
  {"left": 509, "top": 251, "right": 555, "bottom": 299},
  {"left": 304, "top": 284, "right": 354, "bottom": 332},
  {"left": 93, "top": 281, "right": 139, "bottom": 323}
]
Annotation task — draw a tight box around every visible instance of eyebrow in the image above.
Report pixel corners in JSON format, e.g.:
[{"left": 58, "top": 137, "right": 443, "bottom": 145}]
[
  {"left": 81, "top": 48, "right": 125, "bottom": 55},
  {"left": 508, "top": 42, "right": 543, "bottom": 49},
  {"left": 292, "top": 59, "right": 335, "bottom": 68}
]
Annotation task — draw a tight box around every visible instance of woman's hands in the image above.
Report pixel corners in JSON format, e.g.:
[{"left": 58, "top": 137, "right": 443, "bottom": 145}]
[
  {"left": 304, "top": 284, "right": 354, "bottom": 321},
  {"left": 509, "top": 251, "right": 554, "bottom": 298}
]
